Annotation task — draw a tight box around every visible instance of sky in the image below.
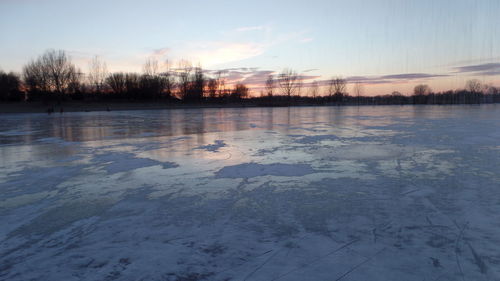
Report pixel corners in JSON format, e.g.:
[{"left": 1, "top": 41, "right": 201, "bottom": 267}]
[{"left": 1, "top": 0, "right": 499, "bottom": 95}]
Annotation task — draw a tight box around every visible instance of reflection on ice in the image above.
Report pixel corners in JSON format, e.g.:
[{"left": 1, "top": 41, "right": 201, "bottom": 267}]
[{"left": 1, "top": 105, "right": 500, "bottom": 280}]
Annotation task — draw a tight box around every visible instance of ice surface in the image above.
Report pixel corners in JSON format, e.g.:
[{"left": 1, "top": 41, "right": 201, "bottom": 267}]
[
  {"left": 195, "top": 140, "right": 227, "bottom": 152},
  {"left": 215, "top": 163, "right": 316, "bottom": 178},
  {"left": 1, "top": 105, "right": 500, "bottom": 280}
]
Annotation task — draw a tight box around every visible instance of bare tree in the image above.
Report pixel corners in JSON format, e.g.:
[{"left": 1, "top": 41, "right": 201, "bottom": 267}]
[
  {"left": 43, "top": 50, "right": 78, "bottom": 94},
  {"left": 0, "top": 71, "right": 22, "bottom": 101},
  {"left": 296, "top": 77, "right": 303, "bottom": 97},
  {"left": 353, "top": 82, "right": 364, "bottom": 98},
  {"left": 216, "top": 70, "right": 227, "bottom": 98},
  {"left": 191, "top": 65, "right": 205, "bottom": 100},
  {"left": 23, "top": 49, "right": 79, "bottom": 94},
  {"left": 485, "top": 85, "right": 498, "bottom": 95},
  {"left": 309, "top": 80, "right": 319, "bottom": 98},
  {"left": 23, "top": 59, "right": 49, "bottom": 93},
  {"left": 465, "top": 79, "right": 482, "bottom": 93},
  {"left": 68, "top": 69, "right": 83, "bottom": 94},
  {"left": 207, "top": 78, "right": 218, "bottom": 98},
  {"left": 278, "top": 68, "right": 299, "bottom": 98},
  {"left": 330, "top": 77, "right": 346, "bottom": 96},
  {"left": 231, "top": 83, "right": 249, "bottom": 99},
  {"left": 106, "top": 73, "right": 127, "bottom": 95},
  {"left": 265, "top": 75, "right": 275, "bottom": 97},
  {"left": 353, "top": 82, "right": 364, "bottom": 104},
  {"left": 140, "top": 58, "right": 172, "bottom": 99},
  {"left": 143, "top": 57, "right": 159, "bottom": 76},
  {"left": 161, "top": 59, "right": 174, "bottom": 99},
  {"left": 125, "top": 73, "right": 141, "bottom": 96},
  {"left": 88, "top": 56, "right": 108, "bottom": 93},
  {"left": 414, "top": 84, "right": 431, "bottom": 96},
  {"left": 177, "top": 60, "right": 192, "bottom": 99},
  {"left": 328, "top": 77, "right": 346, "bottom": 102}
]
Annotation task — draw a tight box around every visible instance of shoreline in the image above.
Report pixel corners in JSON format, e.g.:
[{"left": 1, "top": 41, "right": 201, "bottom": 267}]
[
  {"left": 0, "top": 101, "right": 268, "bottom": 114},
  {"left": 0, "top": 101, "right": 495, "bottom": 114}
]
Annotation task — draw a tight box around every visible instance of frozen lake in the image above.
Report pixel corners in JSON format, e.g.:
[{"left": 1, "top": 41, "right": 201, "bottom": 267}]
[{"left": 1, "top": 105, "right": 500, "bottom": 280}]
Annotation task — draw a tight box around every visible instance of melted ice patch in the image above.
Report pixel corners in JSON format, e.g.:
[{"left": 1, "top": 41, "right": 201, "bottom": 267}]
[
  {"left": 331, "top": 144, "right": 409, "bottom": 160},
  {"left": 215, "top": 163, "right": 316, "bottom": 178},
  {"left": 195, "top": 140, "right": 226, "bottom": 152},
  {"left": 92, "top": 152, "right": 178, "bottom": 174}
]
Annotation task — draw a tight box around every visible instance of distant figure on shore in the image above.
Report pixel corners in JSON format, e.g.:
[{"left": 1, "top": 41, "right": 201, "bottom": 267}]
[
  {"left": 60, "top": 107, "right": 64, "bottom": 114},
  {"left": 47, "top": 107, "right": 54, "bottom": 115},
  {"left": 106, "top": 107, "right": 110, "bottom": 112}
]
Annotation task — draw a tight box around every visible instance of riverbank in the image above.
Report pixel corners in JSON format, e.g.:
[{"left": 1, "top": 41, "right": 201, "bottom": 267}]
[
  {"left": 1, "top": 100, "right": 498, "bottom": 114},
  {"left": 0, "top": 101, "right": 268, "bottom": 114}
]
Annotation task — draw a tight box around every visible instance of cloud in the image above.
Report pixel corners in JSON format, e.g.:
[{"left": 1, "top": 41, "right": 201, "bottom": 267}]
[
  {"left": 379, "top": 73, "right": 448, "bottom": 80},
  {"left": 201, "top": 68, "right": 274, "bottom": 87},
  {"left": 241, "top": 70, "right": 275, "bottom": 85},
  {"left": 453, "top": 62, "right": 500, "bottom": 76},
  {"left": 152, "top": 48, "right": 170, "bottom": 57},
  {"left": 479, "top": 70, "right": 500, "bottom": 76},
  {"left": 351, "top": 73, "right": 447, "bottom": 84},
  {"left": 200, "top": 68, "right": 445, "bottom": 92},
  {"left": 209, "top": 67, "right": 320, "bottom": 90},
  {"left": 169, "top": 41, "right": 266, "bottom": 67},
  {"left": 144, "top": 25, "right": 312, "bottom": 69},
  {"left": 300, "top": 72, "right": 448, "bottom": 87}
]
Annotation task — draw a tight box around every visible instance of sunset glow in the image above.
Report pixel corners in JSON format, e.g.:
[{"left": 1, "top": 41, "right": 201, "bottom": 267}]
[{"left": 1, "top": 0, "right": 499, "bottom": 95}]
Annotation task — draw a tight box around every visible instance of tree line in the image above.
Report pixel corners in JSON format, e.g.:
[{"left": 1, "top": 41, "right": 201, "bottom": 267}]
[{"left": 1, "top": 49, "right": 499, "bottom": 105}]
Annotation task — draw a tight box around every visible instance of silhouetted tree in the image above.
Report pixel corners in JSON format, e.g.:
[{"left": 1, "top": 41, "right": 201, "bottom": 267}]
[
  {"left": 353, "top": 82, "right": 364, "bottom": 104},
  {"left": 160, "top": 59, "right": 175, "bottom": 99},
  {"left": 465, "top": 79, "right": 482, "bottom": 104},
  {"left": 207, "top": 78, "right": 218, "bottom": 99},
  {"left": 309, "top": 80, "right": 319, "bottom": 98},
  {"left": 265, "top": 75, "right": 275, "bottom": 97},
  {"left": 278, "top": 68, "right": 299, "bottom": 98},
  {"left": 177, "top": 60, "right": 192, "bottom": 100},
  {"left": 5, "top": 48, "right": 500, "bottom": 106},
  {"left": 465, "top": 79, "right": 482, "bottom": 93},
  {"left": 67, "top": 70, "right": 83, "bottom": 95},
  {"left": 0, "top": 71, "right": 23, "bottom": 101},
  {"left": 143, "top": 58, "right": 159, "bottom": 76},
  {"left": 414, "top": 84, "right": 431, "bottom": 96},
  {"left": 139, "top": 74, "right": 163, "bottom": 99},
  {"left": 230, "top": 83, "right": 249, "bottom": 100},
  {"left": 23, "top": 50, "right": 79, "bottom": 97},
  {"left": 125, "top": 73, "right": 141, "bottom": 98},
  {"left": 391, "top": 91, "right": 406, "bottom": 104},
  {"left": 214, "top": 70, "right": 227, "bottom": 98},
  {"left": 190, "top": 66, "right": 205, "bottom": 100},
  {"left": 413, "top": 84, "right": 431, "bottom": 104},
  {"left": 106, "top": 73, "right": 127, "bottom": 96},
  {"left": 23, "top": 59, "right": 49, "bottom": 95},
  {"left": 296, "top": 77, "right": 303, "bottom": 97},
  {"left": 139, "top": 59, "right": 169, "bottom": 99},
  {"left": 88, "top": 56, "right": 108, "bottom": 93},
  {"left": 330, "top": 77, "right": 346, "bottom": 103}
]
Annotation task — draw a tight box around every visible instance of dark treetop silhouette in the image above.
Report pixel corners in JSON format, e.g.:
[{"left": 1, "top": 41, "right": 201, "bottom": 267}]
[{"left": 1, "top": 50, "right": 499, "bottom": 107}]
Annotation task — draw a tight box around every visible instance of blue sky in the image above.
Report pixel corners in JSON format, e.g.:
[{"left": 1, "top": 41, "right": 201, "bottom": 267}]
[{"left": 1, "top": 0, "right": 499, "bottom": 95}]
